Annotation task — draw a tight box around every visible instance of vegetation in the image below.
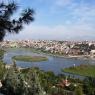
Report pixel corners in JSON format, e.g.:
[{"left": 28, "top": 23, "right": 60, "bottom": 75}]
[
  {"left": 63, "top": 64, "right": 95, "bottom": 77},
  {"left": 83, "top": 77, "right": 95, "bottom": 95},
  {"left": 0, "top": 49, "right": 6, "bottom": 79},
  {"left": 0, "top": 61, "right": 6, "bottom": 79},
  {"left": 0, "top": 62, "right": 94, "bottom": 95},
  {"left": 36, "top": 69, "right": 83, "bottom": 95},
  {"left": 0, "top": 49, "right": 5, "bottom": 59},
  {"left": 0, "top": 66, "right": 46, "bottom": 95},
  {"left": 74, "top": 86, "right": 83, "bottom": 95},
  {"left": 12, "top": 55, "right": 48, "bottom": 62},
  {"left": 0, "top": 1, "right": 34, "bottom": 41},
  {"left": 0, "top": 1, "right": 94, "bottom": 94}
]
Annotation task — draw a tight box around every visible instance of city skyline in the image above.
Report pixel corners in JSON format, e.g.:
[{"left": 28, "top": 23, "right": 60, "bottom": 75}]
[{"left": 3, "top": 0, "right": 95, "bottom": 41}]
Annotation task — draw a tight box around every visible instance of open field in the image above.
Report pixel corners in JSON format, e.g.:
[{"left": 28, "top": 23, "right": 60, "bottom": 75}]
[
  {"left": 12, "top": 55, "right": 48, "bottom": 62},
  {"left": 63, "top": 64, "right": 95, "bottom": 77}
]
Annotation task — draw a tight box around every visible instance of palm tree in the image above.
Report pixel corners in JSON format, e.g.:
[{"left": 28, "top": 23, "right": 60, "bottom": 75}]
[{"left": 0, "top": 1, "right": 34, "bottom": 41}]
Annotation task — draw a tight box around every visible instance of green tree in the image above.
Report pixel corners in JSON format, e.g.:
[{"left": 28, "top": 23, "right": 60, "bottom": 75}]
[
  {"left": 0, "top": 1, "right": 34, "bottom": 41},
  {"left": 83, "top": 77, "right": 95, "bottom": 95},
  {"left": 0, "top": 49, "right": 5, "bottom": 59},
  {"left": 0, "top": 61, "right": 6, "bottom": 79},
  {"left": 0, "top": 66, "right": 47, "bottom": 95},
  {"left": 74, "top": 86, "right": 83, "bottom": 95}
]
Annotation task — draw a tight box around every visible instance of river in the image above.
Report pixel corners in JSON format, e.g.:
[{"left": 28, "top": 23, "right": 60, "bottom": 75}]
[{"left": 3, "top": 48, "right": 95, "bottom": 76}]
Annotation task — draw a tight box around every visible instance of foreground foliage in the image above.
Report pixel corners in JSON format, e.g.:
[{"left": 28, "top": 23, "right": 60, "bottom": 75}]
[
  {"left": 74, "top": 86, "right": 83, "bottom": 95},
  {"left": 0, "top": 1, "right": 34, "bottom": 41},
  {"left": 0, "top": 66, "right": 46, "bottom": 95},
  {"left": 0, "top": 49, "right": 5, "bottom": 59},
  {"left": 0, "top": 60, "right": 94, "bottom": 95},
  {"left": 0, "top": 61, "right": 6, "bottom": 79}
]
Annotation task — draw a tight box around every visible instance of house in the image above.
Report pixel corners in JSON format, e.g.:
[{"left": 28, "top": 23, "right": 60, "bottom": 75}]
[
  {"left": 69, "top": 48, "right": 83, "bottom": 55},
  {"left": 90, "top": 50, "right": 95, "bottom": 57}
]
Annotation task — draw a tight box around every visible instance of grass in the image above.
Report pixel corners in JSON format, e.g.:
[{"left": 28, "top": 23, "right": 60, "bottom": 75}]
[
  {"left": 12, "top": 55, "right": 48, "bottom": 62},
  {"left": 63, "top": 64, "right": 95, "bottom": 77}
]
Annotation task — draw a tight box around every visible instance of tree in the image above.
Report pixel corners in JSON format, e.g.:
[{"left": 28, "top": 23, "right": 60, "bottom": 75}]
[
  {"left": 83, "top": 77, "right": 95, "bottom": 95},
  {"left": 0, "top": 1, "right": 34, "bottom": 41},
  {"left": 74, "top": 86, "right": 83, "bottom": 95},
  {"left": 0, "top": 61, "right": 6, "bottom": 79},
  {"left": 0, "top": 66, "right": 47, "bottom": 95}
]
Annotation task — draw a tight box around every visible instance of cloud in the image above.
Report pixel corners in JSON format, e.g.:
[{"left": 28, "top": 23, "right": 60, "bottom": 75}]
[
  {"left": 51, "top": 0, "right": 95, "bottom": 25},
  {"left": 5, "top": 0, "right": 95, "bottom": 41},
  {"left": 0, "top": 0, "right": 21, "bottom": 3},
  {"left": 55, "top": 0, "right": 73, "bottom": 7},
  {"left": 70, "top": 3, "right": 95, "bottom": 26},
  {"left": 5, "top": 22, "right": 95, "bottom": 41}
]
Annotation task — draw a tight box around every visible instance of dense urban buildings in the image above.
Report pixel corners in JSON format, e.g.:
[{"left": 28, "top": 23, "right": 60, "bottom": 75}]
[{"left": 1, "top": 40, "right": 95, "bottom": 57}]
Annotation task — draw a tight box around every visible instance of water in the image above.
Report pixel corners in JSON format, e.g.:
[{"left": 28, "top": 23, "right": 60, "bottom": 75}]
[{"left": 3, "top": 48, "right": 95, "bottom": 76}]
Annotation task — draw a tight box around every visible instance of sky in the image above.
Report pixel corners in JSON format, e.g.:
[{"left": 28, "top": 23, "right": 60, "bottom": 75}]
[{"left": 4, "top": 0, "right": 95, "bottom": 41}]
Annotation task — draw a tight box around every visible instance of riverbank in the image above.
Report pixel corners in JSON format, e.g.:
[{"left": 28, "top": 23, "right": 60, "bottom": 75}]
[
  {"left": 63, "top": 64, "right": 95, "bottom": 77},
  {"left": 30, "top": 48, "right": 94, "bottom": 60},
  {"left": 3, "top": 47, "right": 95, "bottom": 79},
  {"left": 4, "top": 47, "right": 94, "bottom": 60}
]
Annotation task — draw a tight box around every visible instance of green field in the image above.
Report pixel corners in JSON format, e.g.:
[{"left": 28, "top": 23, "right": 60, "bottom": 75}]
[
  {"left": 12, "top": 55, "right": 48, "bottom": 62},
  {"left": 63, "top": 64, "right": 95, "bottom": 77}
]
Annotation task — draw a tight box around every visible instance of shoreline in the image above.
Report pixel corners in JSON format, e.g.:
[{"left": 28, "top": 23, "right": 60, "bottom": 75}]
[
  {"left": 31, "top": 49, "right": 95, "bottom": 60},
  {"left": 4, "top": 47, "right": 95, "bottom": 60},
  {"left": 4, "top": 48, "right": 95, "bottom": 79}
]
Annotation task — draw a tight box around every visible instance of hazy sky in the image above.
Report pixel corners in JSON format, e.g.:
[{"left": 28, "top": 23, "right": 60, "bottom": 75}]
[{"left": 4, "top": 0, "right": 95, "bottom": 40}]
